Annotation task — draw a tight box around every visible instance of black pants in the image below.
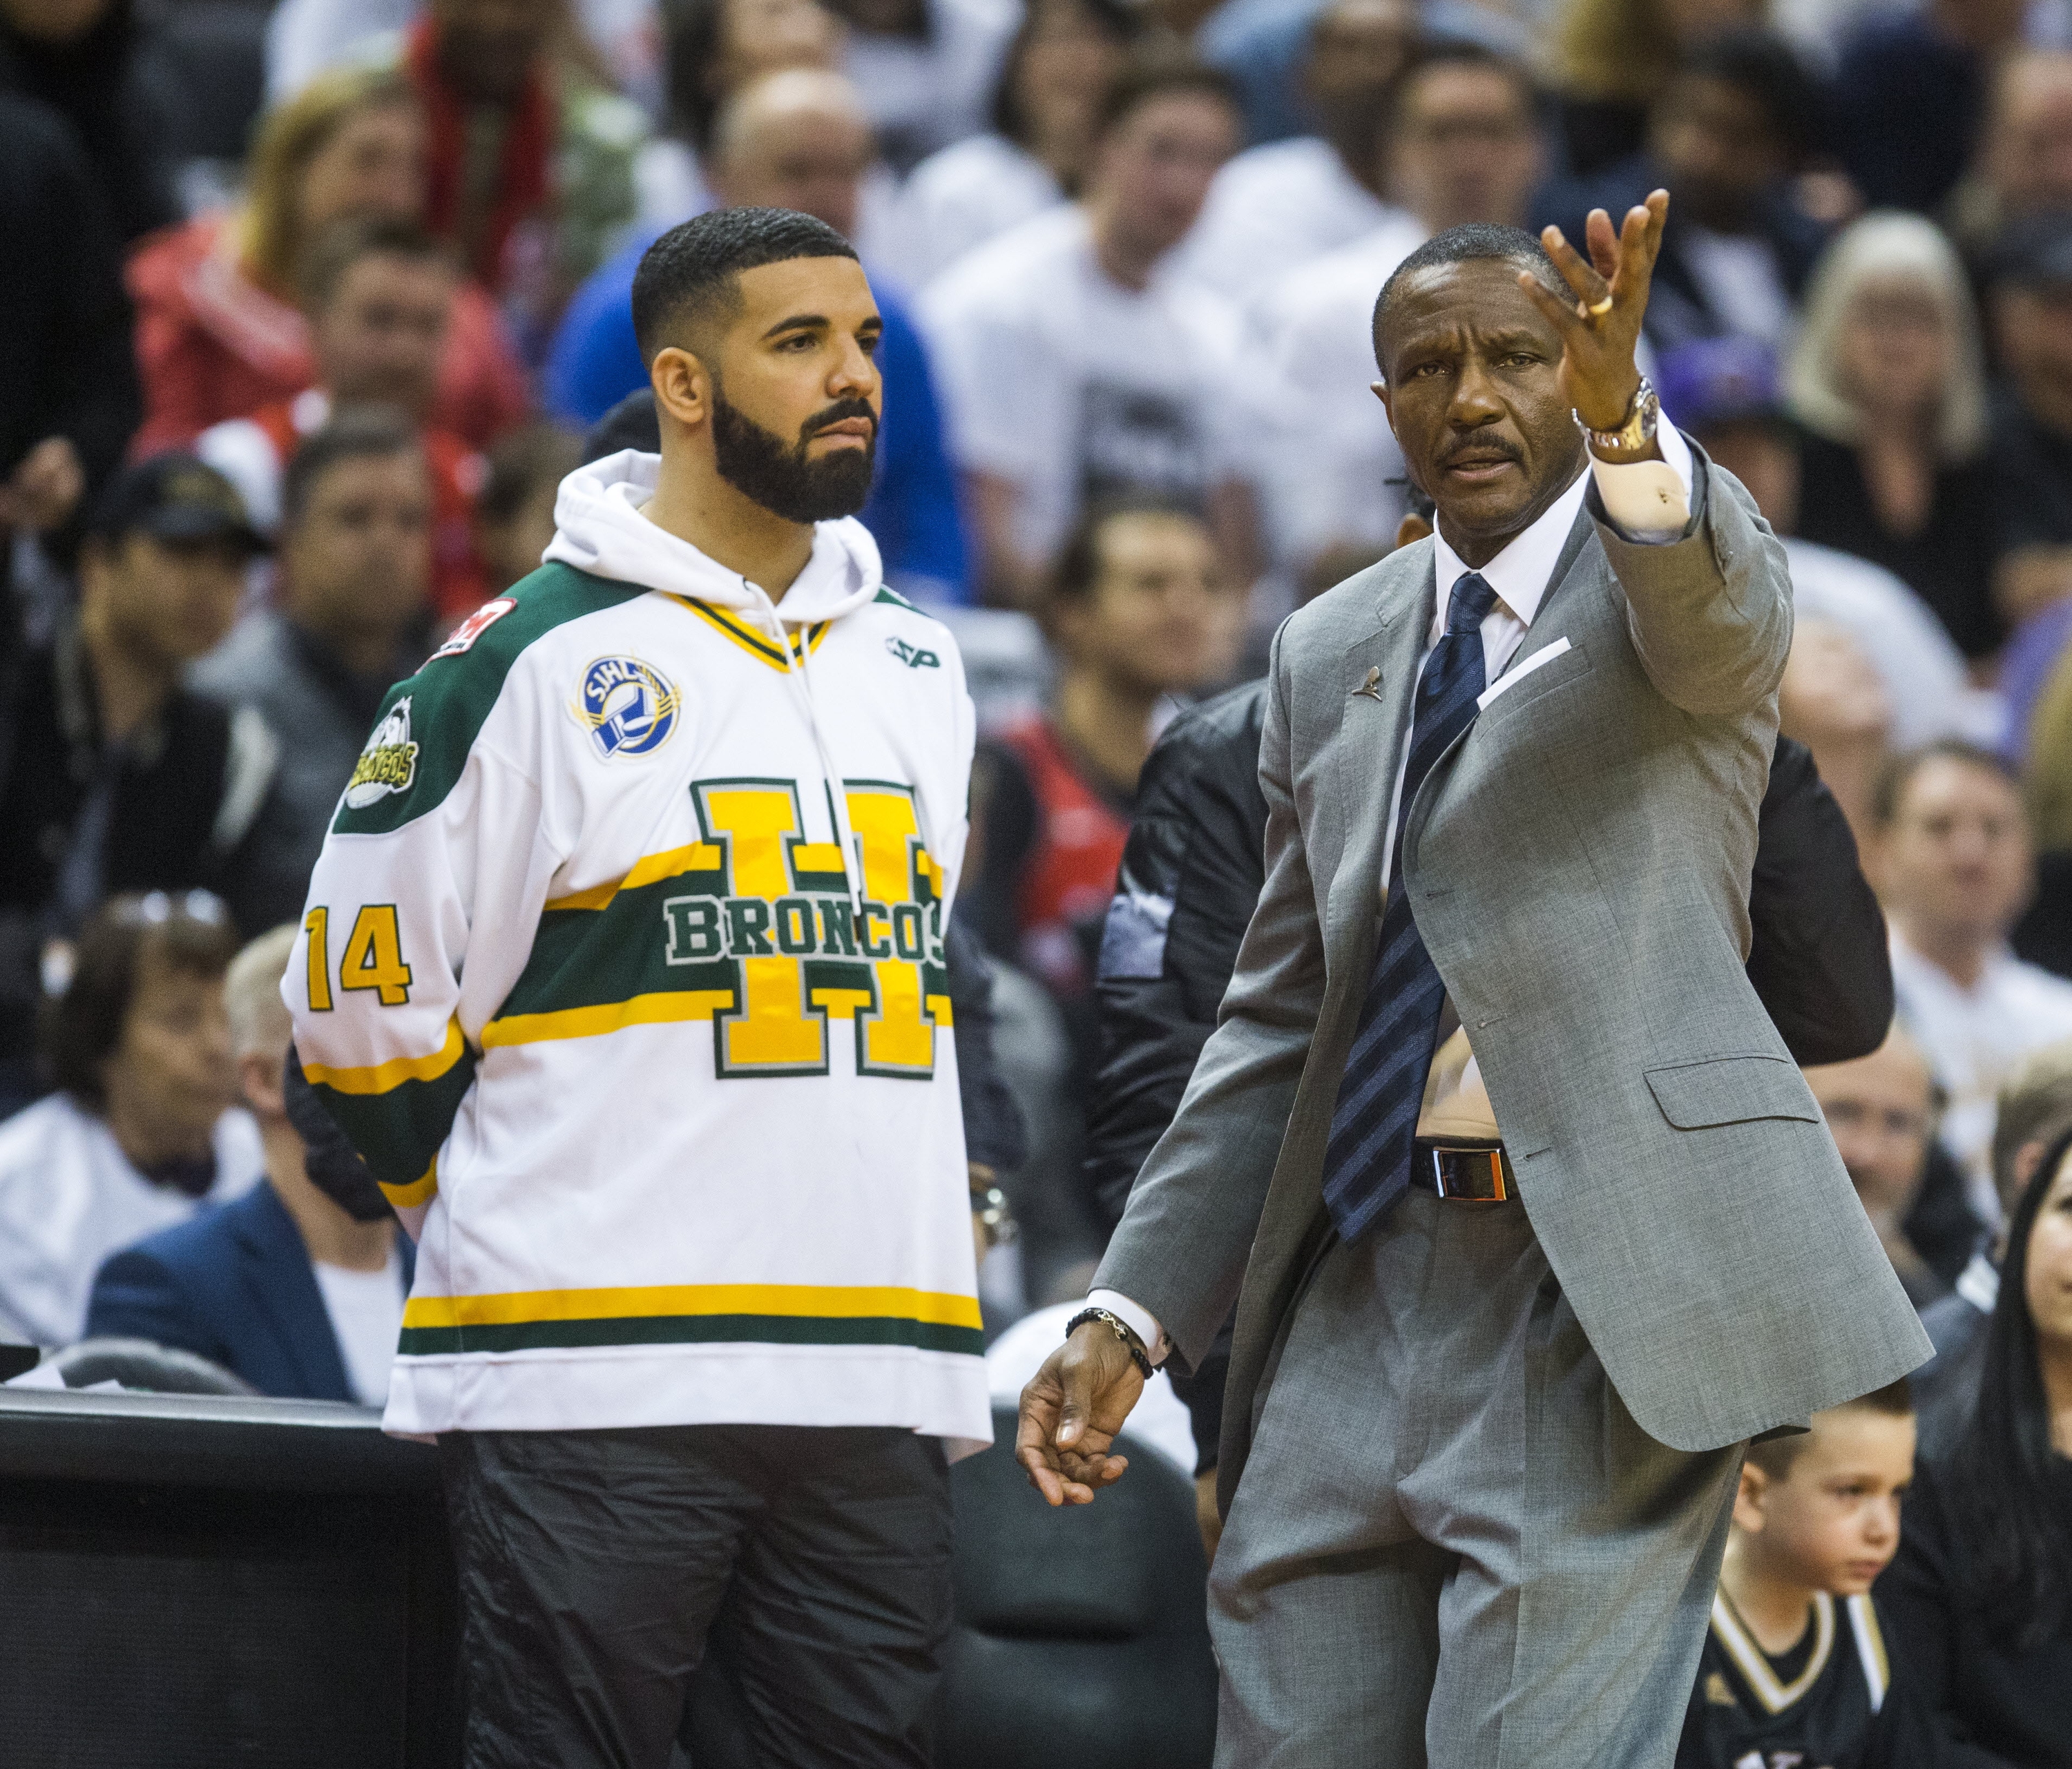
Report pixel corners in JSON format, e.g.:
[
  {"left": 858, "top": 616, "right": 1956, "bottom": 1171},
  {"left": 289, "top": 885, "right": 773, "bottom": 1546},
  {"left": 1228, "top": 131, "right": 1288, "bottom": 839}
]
[{"left": 440, "top": 1424, "right": 955, "bottom": 1769}]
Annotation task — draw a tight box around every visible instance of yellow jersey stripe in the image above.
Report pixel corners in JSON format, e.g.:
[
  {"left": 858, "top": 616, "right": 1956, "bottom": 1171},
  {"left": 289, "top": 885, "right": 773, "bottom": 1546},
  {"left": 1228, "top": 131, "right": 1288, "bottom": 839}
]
[
  {"left": 378, "top": 1159, "right": 440, "bottom": 1210},
  {"left": 481, "top": 989, "right": 734, "bottom": 1048},
  {"left": 669, "top": 596, "right": 830, "bottom": 672},
  {"left": 405, "top": 1282, "right": 984, "bottom": 1331},
  {"left": 544, "top": 842, "right": 724, "bottom": 911},
  {"left": 303, "top": 1016, "right": 469, "bottom": 1096}
]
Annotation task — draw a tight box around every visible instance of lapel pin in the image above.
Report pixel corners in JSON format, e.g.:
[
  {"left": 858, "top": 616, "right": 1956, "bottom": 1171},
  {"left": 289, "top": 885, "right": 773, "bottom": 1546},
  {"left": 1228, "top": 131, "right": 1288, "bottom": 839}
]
[{"left": 1354, "top": 666, "right": 1382, "bottom": 699}]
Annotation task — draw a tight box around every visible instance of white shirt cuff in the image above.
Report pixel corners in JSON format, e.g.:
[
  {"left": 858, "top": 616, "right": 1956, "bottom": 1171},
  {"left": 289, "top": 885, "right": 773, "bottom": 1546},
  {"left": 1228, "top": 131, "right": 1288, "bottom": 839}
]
[
  {"left": 1590, "top": 420, "right": 1694, "bottom": 541},
  {"left": 1086, "top": 1288, "right": 1168, "bottom": 1365}
]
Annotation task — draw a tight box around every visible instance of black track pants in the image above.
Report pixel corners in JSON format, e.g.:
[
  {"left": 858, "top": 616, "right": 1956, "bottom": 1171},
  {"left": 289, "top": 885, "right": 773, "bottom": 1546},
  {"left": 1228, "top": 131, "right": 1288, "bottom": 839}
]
[{"left": 440, "top": 1424, "right": 954, "bottom": 1769}]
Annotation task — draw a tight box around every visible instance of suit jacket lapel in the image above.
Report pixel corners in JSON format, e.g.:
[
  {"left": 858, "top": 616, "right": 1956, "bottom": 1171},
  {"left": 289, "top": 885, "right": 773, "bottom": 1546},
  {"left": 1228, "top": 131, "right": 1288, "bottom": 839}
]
[
  {"left": 1325, "top": 553, "right": 1431, "bottom": 973},
  {"left": 233, "top": 1183, "right": 354, "bottom": 1403}
]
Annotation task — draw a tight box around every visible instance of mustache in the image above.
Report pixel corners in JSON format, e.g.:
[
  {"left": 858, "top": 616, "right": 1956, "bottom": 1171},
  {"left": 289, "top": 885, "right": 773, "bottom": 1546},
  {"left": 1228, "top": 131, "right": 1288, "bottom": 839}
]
[
  {"left": 799, "top": 398, "right": 879, "bottom": 446},
  {"left": 1441, "top": 436, "right": 1522, "bottom": 466}
]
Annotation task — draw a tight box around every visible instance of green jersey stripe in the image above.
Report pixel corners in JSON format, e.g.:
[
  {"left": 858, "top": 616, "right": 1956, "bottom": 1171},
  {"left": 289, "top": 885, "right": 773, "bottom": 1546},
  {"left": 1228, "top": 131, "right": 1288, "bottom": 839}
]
[{"left": 398, "top": 1311, "right": 986, "bottom": 1357}]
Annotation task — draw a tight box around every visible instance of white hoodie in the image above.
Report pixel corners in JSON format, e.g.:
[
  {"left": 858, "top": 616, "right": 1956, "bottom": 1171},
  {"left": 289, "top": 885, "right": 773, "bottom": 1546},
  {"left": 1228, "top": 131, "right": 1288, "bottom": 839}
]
[{"left": 285, "top": 452, "right": 988, "bottom": 1447}]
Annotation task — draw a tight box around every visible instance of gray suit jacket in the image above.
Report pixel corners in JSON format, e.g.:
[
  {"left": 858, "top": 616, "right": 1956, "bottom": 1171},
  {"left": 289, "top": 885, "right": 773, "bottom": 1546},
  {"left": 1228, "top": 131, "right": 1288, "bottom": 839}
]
[{"left": 1095, "top": 450, "right": 1930, "bottom": 1502}]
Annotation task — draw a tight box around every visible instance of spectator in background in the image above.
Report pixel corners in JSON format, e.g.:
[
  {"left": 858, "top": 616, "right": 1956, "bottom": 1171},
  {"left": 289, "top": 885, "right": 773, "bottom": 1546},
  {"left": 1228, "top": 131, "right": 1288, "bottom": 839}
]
[
  {"left": 635, "top": 0, "right": 846, "bottom": 232},
  {"left": 472, "top": 423, "right": 581, "bottom": 592},
  {"left": 86, "top": 923, "right": 410, "bottom": 1405},
  {"left": 191, "top": 412, "right": 434, "bottom": 917},
  {"left": 0, "top": 458, "right": 280, "bottom": 1110},
  {"left": 819, "top": 0, "right": 1017, "bottom": 174},
  {"left": 197, "top": 218, "right": 488, "bottom": 625},
  {"left": 1548, "top": 0, "right": 1765, "bottom": 177},
  {"left": 1913, "top": 1036, "right": 2072, "bottom": 1449},
  {"left": 392, "top": 0, "right": 647, "bottom": 349},
  {"left": 1658, "top": 336, "right": 1991, "bottom": 753},
  {"left": 0, "top": 893, "right": 256, "bottom": 1346},
  {"left": 548, "top": 69, "right": 970, "bottom": 602},
  {"left": 1830, "top": 0, "right": 2028, "bottom": 216},
  {"left": 1881, "top": 1132, "right": 2072, "bottom": 1767},
  {"left": 1778, "top": 617, "right": 1891, "bottom": 847},
  {"left": 1174, "top": 0, "right": 1415, "bottom": 304},
  {"left": 1786, "top": 213, "right": 2002, "bottom": 662},
  {"left": 1254, "top": 43, "right": 1541, "bottom": 574},
  {"left": 0, "top": 92, "right": 140, "bottom": 547},
  {"left": 922, "top": 52, "right": 1255, "bottom": 606},
  {"left": 1534, "top": 29, "right": 1827, "bottom": 356},
  {"left": 1948, "top": 50, "right": 2072, "bottom": 260},
  {"left": 966, "top": 499, "right": 1242, "bottom": 1027},
  {"left": 894, "top": 0, "right": 1140, "bottom": 288},
  {"left": 1803, "top": 1029, "right": 1955, "bottom": 1308},
  {"left": 126, "top": 65, "right": 528, "bottom": 455},
  {"left": 1872, "top": 742, "right": 2072, "bottom": 1224},
  {"left": 0, "top": 0, "right": 175, "bottom": 246}
]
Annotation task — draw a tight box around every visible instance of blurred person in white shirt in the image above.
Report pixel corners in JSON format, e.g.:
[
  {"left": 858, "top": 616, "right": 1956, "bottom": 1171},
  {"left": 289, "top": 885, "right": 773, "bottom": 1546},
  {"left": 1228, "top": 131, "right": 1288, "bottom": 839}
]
[
  {"left": 1252, "top": 41, "right": 1541, "bottom": 576},
  {"left": 0, "top": 893, "right": 257, "bottom": 1348},
  {"left": 820, "top": 0, "right": 1017, "bottom": 173},
  {"left": 1870, "top": 742, "right": 2072, "bottom": 1224},
  {"left": 1173, "top": 0, "right": 1417, "bottom": 306},
  {"left": 921, "top": 50, "right": 1258, "bottom": 607},
  {"left": 892, "top": 0, "right": 1140, "bottom": 289}
]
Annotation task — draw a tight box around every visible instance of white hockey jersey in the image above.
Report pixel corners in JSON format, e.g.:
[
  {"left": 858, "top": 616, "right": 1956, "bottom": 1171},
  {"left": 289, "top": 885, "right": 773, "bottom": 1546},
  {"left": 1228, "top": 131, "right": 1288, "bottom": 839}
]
[{"left": 285, "top": 452, "right": 988, "bottom": 1447}]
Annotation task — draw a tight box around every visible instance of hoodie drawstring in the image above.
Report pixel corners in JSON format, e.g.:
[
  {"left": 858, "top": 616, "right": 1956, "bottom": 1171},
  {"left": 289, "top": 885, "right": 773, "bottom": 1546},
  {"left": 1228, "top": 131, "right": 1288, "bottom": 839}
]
[{"left": 742, "top": 581, "right": 866, "bottom": 920}]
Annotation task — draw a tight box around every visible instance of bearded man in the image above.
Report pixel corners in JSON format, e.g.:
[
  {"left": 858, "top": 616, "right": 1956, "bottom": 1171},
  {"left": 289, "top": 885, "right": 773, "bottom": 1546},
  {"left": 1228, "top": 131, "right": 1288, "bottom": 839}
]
[{"left": 287, "top": 207, "right": 986, "bottom": 1769}]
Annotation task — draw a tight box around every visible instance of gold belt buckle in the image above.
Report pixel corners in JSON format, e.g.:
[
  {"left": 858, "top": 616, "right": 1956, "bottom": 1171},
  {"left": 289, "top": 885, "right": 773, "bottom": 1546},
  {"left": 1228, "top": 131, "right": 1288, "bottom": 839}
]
[{"left": 1417, "top": 1139, "right": 1515, "bottom": 1202}]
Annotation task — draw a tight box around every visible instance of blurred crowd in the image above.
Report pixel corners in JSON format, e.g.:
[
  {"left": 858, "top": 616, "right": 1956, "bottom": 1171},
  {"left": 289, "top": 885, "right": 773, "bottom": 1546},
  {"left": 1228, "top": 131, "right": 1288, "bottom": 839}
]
[{"left": 0, "top": 0, "right": 2069, "bottom": 1754}]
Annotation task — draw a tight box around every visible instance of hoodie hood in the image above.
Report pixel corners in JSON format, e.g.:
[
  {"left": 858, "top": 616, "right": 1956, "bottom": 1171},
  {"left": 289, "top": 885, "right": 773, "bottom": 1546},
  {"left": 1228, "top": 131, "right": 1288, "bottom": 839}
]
[{"left": 543, "top": 450, "right": 884, "bottom": 625}]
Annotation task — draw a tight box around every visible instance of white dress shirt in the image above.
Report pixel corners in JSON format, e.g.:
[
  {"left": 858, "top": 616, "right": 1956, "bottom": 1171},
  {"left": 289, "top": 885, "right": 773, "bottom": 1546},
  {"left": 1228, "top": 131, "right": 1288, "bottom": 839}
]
[{"left": 1095, "top": 429, "right": 1697, "bottom": 1363}]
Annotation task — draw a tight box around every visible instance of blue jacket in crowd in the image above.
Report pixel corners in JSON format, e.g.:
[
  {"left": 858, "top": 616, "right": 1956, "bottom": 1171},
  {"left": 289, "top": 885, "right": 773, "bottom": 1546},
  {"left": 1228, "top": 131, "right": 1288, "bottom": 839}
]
[
  {"left": 546, "top": 229, "right": 971, "bottom": 603},
  {"left": 85, "top": 1181, "right": 412, "bottom": 1404}
]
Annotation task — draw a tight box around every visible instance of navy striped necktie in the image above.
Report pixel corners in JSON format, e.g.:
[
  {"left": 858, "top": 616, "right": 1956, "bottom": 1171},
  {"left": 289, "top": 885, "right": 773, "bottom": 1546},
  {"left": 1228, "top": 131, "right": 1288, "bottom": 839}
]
[{"left": 1321, "top": 569, "right": 1501, "bottom": 1240}]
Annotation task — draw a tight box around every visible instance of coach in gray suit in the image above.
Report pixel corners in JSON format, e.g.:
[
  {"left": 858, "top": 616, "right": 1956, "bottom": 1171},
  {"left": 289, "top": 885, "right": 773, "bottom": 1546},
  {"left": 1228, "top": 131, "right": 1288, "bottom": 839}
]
[{"left": 1016, "top": 194, "right": 1930, "bottom": 1766}]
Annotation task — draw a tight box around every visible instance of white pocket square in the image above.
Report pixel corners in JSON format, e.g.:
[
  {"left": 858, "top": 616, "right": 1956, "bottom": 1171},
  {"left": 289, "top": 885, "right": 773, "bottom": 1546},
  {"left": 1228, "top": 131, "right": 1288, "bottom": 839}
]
[{"left": 1479, "top": 636, "right": 1572, "bottom": 710}]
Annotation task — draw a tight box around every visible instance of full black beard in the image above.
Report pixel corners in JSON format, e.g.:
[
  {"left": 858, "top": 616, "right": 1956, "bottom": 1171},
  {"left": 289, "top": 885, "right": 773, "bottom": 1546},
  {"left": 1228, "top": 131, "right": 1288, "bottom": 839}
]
[{"left": 711, "top": 383, "right": 878, "bottom": 523}]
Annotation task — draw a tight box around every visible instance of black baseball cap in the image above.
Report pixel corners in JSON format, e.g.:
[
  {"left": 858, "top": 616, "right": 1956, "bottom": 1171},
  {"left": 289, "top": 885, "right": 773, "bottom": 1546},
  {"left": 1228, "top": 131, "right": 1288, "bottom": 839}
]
[
  {"left": 1989, "top": 212, "right": 2072, "bottom": 293},
  {"left": 86, "top": 454, "right": 268, "bottom": 554}
]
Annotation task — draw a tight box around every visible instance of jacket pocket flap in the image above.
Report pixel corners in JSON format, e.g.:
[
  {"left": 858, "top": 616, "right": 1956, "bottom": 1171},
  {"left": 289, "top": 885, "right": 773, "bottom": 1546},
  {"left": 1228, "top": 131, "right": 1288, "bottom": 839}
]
[{"left": 1644, "top": 1054, "right": 1822, "bottom": 1130}]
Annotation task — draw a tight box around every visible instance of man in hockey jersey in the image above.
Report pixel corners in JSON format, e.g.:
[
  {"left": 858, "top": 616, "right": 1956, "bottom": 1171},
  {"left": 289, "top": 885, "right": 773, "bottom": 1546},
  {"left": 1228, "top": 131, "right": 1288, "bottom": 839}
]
[
  {"left": 1677, "top": 1381, "right": 1927, "bottom": 1769},
  {"left": 286, "top": 207, "right": 987, "bottom": 1769}
]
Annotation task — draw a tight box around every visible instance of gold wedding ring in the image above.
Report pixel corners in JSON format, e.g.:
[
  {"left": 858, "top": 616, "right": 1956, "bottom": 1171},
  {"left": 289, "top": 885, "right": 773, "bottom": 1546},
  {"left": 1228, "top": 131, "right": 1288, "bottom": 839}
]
[{"left": 1587, "top": 295, "right": 1615, "bottom": 318}]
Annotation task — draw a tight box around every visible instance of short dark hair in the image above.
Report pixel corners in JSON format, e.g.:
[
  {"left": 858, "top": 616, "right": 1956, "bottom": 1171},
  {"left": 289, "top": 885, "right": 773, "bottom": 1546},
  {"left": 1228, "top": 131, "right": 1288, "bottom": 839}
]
[
  {"left": 478, "top": 423, "right": 582, "bottom": 524},
  {"left": 1094, "top": 46, "right": 1239, "bottom": 142},
  {"left": 993, "top": 0, "right": 1143, "bottom": 148},
  {"left": 298, "top": 215, "right": 452, "bottom": 311},
  {"left": 1667, "top": 28, "right": 1821, "bottom": 168},
  {"left": 631, "top": 206, "right": 860, "bottom": 363},
  {"left": 1048, "top": 494, "right": 1208, "bottom": 608},
  {"left": 40, "top": 893, "right": 240, "bottom": 1110},
  {"left": 1394, "top": 38, "right": 1539, "bottom": 117},
  {"left": 1372, "top": 223, "right": 1564, "bottom": 367},
  {"left": 1870, "top": 739, "right": 2024, "bottom": 829},
  {"left": 281, "top": 407, "right": 425, "bottom": 527},
  {"left": 1744, "top": 1377, "right": 1915, "bottom": 1480}
]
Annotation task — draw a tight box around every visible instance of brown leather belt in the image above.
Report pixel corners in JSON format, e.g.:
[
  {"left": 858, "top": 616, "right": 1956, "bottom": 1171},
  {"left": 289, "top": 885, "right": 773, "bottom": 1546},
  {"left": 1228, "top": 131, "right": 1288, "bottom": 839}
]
[{"left": 1410, "top": 1138, "right": 1516, "bottom": 1201}]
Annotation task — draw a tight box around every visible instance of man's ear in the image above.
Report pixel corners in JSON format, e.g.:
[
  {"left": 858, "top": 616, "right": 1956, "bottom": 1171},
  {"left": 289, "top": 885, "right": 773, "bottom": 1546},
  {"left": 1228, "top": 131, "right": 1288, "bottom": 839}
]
[
  {"left": 240, "top": 1049, "right": 285, "bottom": 1118},
  {"left": 651, "top": 345, "right": 712, "bottom": 432},
  {"left": 1732, "top": 1460, "right": 1770, "bottom": 1535},
  {"left": 1373, "top": 378, "right": 1396, "bottom": 437}
]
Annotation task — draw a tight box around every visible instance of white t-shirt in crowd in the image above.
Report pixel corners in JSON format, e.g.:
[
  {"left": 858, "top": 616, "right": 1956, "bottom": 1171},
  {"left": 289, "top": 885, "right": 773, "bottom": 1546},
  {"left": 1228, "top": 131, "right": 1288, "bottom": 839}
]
[
  {"left": 1678, "top": 225, "right": 1795, "bottom": 350},
  {"left": 0, "top": 1095, "right": 261, "bottom": 1347},
  {"left": 1173, "top": 137, "right": 1408, "bottom": 308},
  {"left": 919, "top": 205, "right": 1259, "bottom": 566},
  {"left": 312, "top": 1247, "right": 407, "bottom": 1409},
  {"left": 889, "top": 133, "right": 1063, "bottom": 289},
  {"left": 1890, "top": 934, "right": 2072, "bottom": 1223},
  {"left": 1251, "top": 212, "right": 1429, "bottom": 564},
  {"left": 1782, "top": 538, "right": 2003, "bottom": 749},
  {"left": 840, "top": 0, "right": 1017, "bottom": 172}
]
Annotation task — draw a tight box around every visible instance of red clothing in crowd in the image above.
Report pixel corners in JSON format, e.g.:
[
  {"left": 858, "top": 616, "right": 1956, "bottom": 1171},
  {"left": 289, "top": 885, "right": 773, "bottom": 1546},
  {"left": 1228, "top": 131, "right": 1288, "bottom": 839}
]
[
  {"left": 238, "top": 395, "right": 488, "bottom": 624},
  {"left": 125, "top": 213, "right": 529, "bottom": 456},
  {"left": 993, "top": 713, "right": 1132, "bottom": 998}
]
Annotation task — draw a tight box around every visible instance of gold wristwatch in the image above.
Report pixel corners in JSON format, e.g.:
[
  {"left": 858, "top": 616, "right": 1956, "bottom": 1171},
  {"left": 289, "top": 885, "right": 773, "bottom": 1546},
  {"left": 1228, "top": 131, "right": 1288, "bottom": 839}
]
[{"left": 1575, "top": 376, "right": 1660, "bottom": 455}]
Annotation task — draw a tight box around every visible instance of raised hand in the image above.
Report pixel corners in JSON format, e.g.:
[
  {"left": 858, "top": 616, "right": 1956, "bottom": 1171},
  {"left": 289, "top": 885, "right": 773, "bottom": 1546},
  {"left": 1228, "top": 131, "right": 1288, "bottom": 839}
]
[
  {"left": 1517, "top": 189, "right": 1669, "bottom": 441},
  {"left": 1015, "top": 1322, "right": 1146, "bottom": 1506}
]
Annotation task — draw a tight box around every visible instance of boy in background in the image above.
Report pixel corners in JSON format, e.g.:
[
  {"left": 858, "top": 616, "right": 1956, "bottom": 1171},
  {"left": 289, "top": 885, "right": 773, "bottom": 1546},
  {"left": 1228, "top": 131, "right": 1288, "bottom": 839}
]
[{"left": 1678, "top": 1381, "right": 1926, "bottom": 1769}]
